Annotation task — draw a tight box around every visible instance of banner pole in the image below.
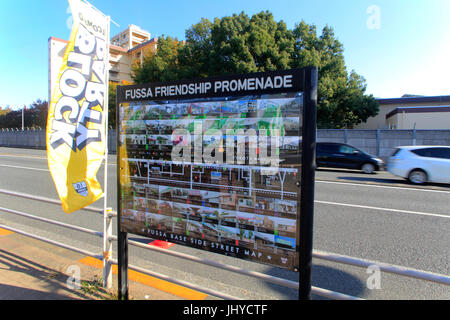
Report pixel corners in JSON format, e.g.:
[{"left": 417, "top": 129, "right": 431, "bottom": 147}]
[{"left": 102, "top": 15, "right": 113, "bottom": 290}]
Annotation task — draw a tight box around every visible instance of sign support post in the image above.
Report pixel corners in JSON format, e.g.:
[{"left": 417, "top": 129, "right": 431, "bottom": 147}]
[
  {"left": 298, "top": 66, "right": 318, "bottom": 300},
  {"left": 117, "top": 229, "right": 129, "bottom": 300},
  {"left": 116, "top": 93, "right": 129, "bottom": 300}
]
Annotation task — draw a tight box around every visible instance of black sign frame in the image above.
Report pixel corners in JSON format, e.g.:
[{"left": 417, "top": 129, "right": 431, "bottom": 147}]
[{"left": 116, "top": 67, "right": 317, "bottom": 300}]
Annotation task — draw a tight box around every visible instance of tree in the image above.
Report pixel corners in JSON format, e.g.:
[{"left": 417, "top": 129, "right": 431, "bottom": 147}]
[
  {"left": 28, "top": 99, "right": 48, "bottom": 129},
  {"left": 132, "top": 36, "right": 184, "bottom": 83},
  {"left": 133, "top": 11, "right": 379, "bottom": 128},
  {"left": 0, "top": 100, "right": 48, "bottom": 129},
  {"left": 108, "top": 82, "right": 117, "bottom": 129}
]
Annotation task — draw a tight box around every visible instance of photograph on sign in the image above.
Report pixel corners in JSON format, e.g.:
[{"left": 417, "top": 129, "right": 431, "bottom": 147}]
[{"left": 117, "top": 70, "right": 306, "bottom": 270}]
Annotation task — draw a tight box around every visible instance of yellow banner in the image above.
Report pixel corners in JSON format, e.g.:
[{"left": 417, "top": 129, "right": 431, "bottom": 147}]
[{"left": 47, "top": 0, "right": 109, "bottom": 213}]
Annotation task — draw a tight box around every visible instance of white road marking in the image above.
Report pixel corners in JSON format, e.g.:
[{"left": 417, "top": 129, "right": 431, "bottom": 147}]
[
  {"left": 0, "top": 164, "right": 49, "bottom": 172},
  {"left": 315, "top": 200, "right": 450, "bottom": 219},
  {"left": 0, "top": 154, "right": 47, "bottom": 160},
  {"left": 316, "top": 180, "right": 450, "bottom": 194}
]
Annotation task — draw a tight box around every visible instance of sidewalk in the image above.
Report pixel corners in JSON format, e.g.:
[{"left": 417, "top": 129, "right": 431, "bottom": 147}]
[{"left": 0, "top": 229, "right": 200, "bottom": 300}]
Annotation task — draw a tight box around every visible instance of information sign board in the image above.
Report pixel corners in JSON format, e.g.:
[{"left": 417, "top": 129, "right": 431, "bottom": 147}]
[{"left": 116, "top": 68, "right": 316, "bottom": 272}]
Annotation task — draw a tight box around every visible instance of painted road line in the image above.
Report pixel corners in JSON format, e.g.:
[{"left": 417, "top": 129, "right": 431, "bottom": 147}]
[
  {"left": 0, "top": 162, "right": 115, "bottom": 172},
  {"left": 0, "top": 164, "right": 49, "bottom": 172},
  {"left": 0, "top": 153, "right": 117, "bottom": 166},
  {"left": 0, "top": 153, "right": 48, "bottom": 160},
  {"left": 316, "top": 180, "right": 450, "bottom": 194},
  {"left": 0, "top": 227, "right": 14, "bottom": 236},
  {"left": 315, "top": 200, "right": 450, "bottom": 219},
  {"left": 79, "top": 256, "right": 207, "bottom": 300}
]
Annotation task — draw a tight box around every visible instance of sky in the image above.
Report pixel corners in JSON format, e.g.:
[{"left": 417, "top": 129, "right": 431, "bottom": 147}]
[{"left": 0, "top": 0, "right": 449, "bottom": 109}]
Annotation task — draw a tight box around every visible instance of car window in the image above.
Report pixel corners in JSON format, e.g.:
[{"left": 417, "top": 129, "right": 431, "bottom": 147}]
[
  {"left": 317, "top": 144, "right": 340, "bottom": 153},
  {"left": 411, "top": 148, "right": 432, "bottom": 157},
  {"left": 411, "top": 147, "right": 450, "bottom": 159},
  {"left": 339, "top": 145, "right": 356, "bottom": 154},
  {"left": 429, "top": 148, "right": 450, "bottom": 160}
]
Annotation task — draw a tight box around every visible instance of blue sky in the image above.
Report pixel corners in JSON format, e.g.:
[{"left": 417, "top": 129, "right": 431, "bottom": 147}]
[{"left": 1, "top": 0, "right": 449, "bottom": 109}]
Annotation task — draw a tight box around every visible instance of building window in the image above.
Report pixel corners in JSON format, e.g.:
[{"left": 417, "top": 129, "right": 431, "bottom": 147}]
[{"left": 110, "top": 71, "right": 119, "bottom": 79}]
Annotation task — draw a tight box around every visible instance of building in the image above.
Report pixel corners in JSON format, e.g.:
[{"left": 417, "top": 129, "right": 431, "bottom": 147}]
[
  {"left": 355, "top": 95, "right": 450, "bottom": 130},
  {"left": 111, "top": 24, "right": 150, "bottom": 50},
  {"left": 385, "top": 105, "right": 450, "bottom": 130},
  {"left": 48, "top": 25, "right": 157, "bottom": 101}
]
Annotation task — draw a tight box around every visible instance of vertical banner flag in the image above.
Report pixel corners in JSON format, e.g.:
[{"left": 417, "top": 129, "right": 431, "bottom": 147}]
[{"left": 47, "top": 0, "right": 109, "bottom": 213}]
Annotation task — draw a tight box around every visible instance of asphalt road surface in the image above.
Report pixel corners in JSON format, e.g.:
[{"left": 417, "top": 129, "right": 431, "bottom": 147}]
[{"left": 0, "top": 147, "right": 448, "bottom": 300}]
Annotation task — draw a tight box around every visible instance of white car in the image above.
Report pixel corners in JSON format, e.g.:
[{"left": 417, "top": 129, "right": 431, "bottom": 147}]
[{"left": 387, "top": 146, "right": 450, "bottom": 184}]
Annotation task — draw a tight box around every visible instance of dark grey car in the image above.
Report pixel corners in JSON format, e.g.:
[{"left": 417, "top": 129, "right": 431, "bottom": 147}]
[{"left": 316, "top": 142, "right": 384, "bottom": 174}]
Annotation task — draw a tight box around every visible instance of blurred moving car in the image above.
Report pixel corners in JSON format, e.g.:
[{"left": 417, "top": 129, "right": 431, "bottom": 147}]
[
  {"left": 387, "top": 146, "right": 450, "bottom": 185},
  {"left": 316, "top": 142, "right": 384, "bottom": 174}
]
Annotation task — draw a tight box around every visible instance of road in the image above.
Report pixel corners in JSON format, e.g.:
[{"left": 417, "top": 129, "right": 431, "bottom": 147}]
[{"left": 0, "top": 147, "right": 448, "bottom": 300}]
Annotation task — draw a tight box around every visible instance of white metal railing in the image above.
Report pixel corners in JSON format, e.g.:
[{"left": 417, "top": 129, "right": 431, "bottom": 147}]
[
  {"left": 0, "top": 206, "right": 103, "bottom": 237},
  {"left": 0, "top": 188, "right": 111, "bottom": 215},
  {"left": 0, "top": 224, "right": 101, "bottom": 260},
  {"left": 0, "top": 189, "right": 449, "bottom": 300},
  {"left": 313, "top": 250, "right": 450, "bottom": 286}
]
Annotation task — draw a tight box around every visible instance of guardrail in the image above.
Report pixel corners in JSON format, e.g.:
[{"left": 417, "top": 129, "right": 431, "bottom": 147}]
[{"left": 0, "top": 188, "right": 448, "bottom": 300}]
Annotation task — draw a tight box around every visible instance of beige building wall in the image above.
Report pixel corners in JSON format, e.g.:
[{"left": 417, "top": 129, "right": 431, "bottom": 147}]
[
  {"left": 128, "top": 39, "right": 158, "bottom": 70},
  {"left": 111, "top": 24, "right": 151, "bottom": 50},
  {"left": 387, "top": 111, "right": 450, "bottom": 130},
  {"left": 355, "top": 104, "right": 397, "bottom": 129},
  {"left": 109, "top": 46, "right": 132, "bottom": 83},
  {"left": 385, "top": 113, "right": 399, "bottom": 129}
]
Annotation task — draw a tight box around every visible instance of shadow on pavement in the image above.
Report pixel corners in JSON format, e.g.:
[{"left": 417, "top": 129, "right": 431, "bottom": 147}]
[
  {"left": 263, "top": 263, "right": 365, "bottom": 300},
  {"left": 0, "top": 284, "right": 74, "bottom": 300},
  {"left": 311, "top": 264, "right": 365, "bottom": 300},
  {"left": 0, "top": 249, "right": 105, "bottom": 300},
  {"left": 337, "top": 176, "right": 401, "bottom": 184},
  {"left": 316, "top": 168, "right": 380, "bottom": 174}
]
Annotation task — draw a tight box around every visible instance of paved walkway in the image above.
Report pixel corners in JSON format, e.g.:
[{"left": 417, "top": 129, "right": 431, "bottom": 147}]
[{"left": 0, "top": 228, "right": 204, "bottom": 300}]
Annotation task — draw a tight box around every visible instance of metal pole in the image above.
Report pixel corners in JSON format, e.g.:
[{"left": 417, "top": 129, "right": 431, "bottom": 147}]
[
  {"left": 118, "top": 231, "right": 129, "bottom": 300},
  {"left": 116, "top": 85, "right": 129, "bottom": 300},
  {"left": 102, "top": 15, "right": 112, "bottom": 289},
  {"left": 299, "top": 67, "right": 318, "bottom": 300},
  {"left": 103, "top": 208, "right": 113, "bottom": 288}
]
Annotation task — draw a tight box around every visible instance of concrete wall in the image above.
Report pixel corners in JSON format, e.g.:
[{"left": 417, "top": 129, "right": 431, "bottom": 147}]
[
  {"left": 1, "top": 129, "right": 449, "bottom": 161},
  {"left": 0, "top": 129, "right": 117, "bottom": 153},
  {"left": 0, "top": 130, "right": 46, "bottom": 150}
]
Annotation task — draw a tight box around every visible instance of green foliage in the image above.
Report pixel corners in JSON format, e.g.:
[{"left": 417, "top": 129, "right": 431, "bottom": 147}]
[
  {"left": 132, "top": 11, "right": 379, "bottom": 128},
  {"left": 0, "top": 100, "right": 48, "bottom": 129},
  {"left": 132, "top": 36, "right": 184, "bottom": 83},
  {"left": 108, "top": 82, "right": 117, "bottom": 128}
]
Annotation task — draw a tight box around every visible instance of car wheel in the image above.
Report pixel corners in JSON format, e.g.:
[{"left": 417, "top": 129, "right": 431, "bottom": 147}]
[
  {"left": 361, "top": 163, "right": 375, "bottom": 174},
  {"left": 408, "top": 169, "right": 427, "bottom": 185}
]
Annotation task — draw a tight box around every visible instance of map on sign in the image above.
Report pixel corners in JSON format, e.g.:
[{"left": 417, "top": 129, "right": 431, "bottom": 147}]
[{"left": 117, "top": 72, "right": 305, "bottom": 271}]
